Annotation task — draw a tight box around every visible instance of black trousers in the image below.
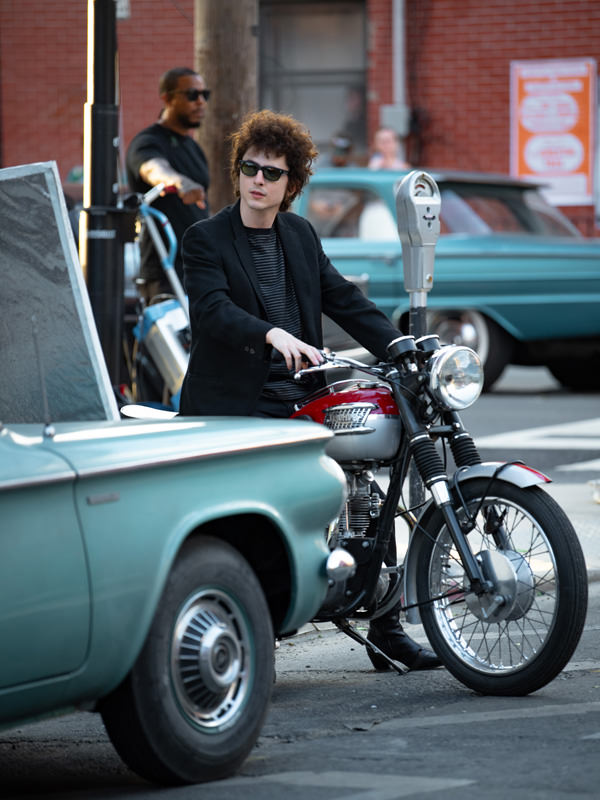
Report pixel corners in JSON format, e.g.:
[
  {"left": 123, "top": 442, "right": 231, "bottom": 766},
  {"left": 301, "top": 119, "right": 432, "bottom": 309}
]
[{"left": 254, "top": 393, "right": 298, "bottom": 418}]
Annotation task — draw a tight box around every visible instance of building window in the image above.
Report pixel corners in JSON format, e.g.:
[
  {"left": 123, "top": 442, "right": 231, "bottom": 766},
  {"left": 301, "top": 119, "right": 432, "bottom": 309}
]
[{"left": 259, "top": 1, "right": 367, "bottom": 163}]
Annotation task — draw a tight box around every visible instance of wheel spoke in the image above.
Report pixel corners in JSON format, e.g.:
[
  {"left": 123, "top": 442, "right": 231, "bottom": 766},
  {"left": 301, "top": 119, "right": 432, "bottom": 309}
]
[{"left": 426, "top": 492, "right": 561, "bottom": 674}]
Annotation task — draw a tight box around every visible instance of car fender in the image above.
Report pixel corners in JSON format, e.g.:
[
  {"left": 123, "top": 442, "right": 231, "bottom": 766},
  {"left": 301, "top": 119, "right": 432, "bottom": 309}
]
[
  {"left": 74, "top": 435, "right": 344, "bottom": 698},
  {"left": 402, "top": 461, "right": 550, "bottom": 624}
]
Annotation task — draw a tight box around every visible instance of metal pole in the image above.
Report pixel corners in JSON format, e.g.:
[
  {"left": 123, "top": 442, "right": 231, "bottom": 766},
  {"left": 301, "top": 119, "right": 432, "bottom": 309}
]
[
  {"left": 407, "top": 297, "right": 427, "bottom": 506},
  {"left": 80, "top": 0, "right": 124, "bottom": 385}
]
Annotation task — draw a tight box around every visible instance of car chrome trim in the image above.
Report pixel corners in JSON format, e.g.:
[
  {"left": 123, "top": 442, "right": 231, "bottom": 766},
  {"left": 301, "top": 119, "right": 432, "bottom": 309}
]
[
  {"left": 0, "top": 470, "right": 75, "bottom": 492},
  {"left": 86, "top": 492, "right": 120, "bottom": 505},
  {"left": 70, "top": 428, "right": 334, "bottom": 479}
]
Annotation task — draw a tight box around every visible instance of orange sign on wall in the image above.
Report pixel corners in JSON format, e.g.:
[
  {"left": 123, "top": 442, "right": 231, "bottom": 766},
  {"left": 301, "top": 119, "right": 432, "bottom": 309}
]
[{"left": 510, "top": 58, "right": 597, "bottom": 205}]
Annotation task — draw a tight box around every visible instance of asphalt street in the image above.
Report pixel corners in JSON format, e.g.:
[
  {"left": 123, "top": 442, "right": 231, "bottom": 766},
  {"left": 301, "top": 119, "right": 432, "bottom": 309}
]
[{"left": 1, "top": 366, "right": 599, "bottom": 799}]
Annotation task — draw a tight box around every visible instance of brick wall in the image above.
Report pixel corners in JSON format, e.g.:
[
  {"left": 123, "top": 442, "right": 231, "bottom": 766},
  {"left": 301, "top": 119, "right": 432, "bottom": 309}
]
[
  {"left": 1, "top": 1, "right": 597, "bottom": 232},
  {"left": 402, "top": 0, "right": 600, "bottom": 233},
  {"left": 0, "top": 0, "right": 194, "bottom": 183},
  {"left": 0, "top": 2, "right": 88, "bottom": 180},
  {"left": 366, "top": 0, "right": 394, "bottom": 141},
  {"left": 118, "top": 0, "right": 195, "bottom": 157}
]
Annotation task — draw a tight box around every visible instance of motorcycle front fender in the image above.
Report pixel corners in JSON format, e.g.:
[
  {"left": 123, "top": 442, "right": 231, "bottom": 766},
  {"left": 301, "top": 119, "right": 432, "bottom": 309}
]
[{"left": 402, "top": 461, "right": 551, "bottom": 624}]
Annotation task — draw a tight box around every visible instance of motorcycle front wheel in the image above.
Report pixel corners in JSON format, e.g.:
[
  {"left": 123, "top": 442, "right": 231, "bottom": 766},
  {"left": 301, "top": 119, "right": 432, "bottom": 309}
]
[{"left": 415, "top": 479, "right": 588, "bottom": 696}]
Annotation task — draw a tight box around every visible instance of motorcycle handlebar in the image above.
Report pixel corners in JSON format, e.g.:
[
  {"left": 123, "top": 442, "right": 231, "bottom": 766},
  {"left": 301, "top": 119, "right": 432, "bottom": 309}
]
[
  {"left": 142, "top": 183, "right": 165, "bottom": 206},
  {"left": 293, "top": 351, "right": 385, "bottom": 381}
]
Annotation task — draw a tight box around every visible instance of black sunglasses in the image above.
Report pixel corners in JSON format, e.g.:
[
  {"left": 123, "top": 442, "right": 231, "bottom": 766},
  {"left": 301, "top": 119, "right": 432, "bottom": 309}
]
[
  {"left": 175, "top": 88, "right": 211, "bottom": 102},
  {"left": 239, "top": 159, "right": 289, "bottom": 182}
]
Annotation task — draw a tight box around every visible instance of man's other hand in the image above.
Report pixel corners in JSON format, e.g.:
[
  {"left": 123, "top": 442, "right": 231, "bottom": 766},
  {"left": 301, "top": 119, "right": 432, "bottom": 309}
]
[{"left": 266, "top": 328, "right": 324, "bottom": 372}]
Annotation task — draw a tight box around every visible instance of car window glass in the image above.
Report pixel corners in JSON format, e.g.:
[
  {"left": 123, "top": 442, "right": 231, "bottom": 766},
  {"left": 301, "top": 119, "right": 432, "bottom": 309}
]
[
  {"left": 440, "top": 184, "right": 580, "bottom": 237},
  {"left": 307, "top": 188, "right": 397, "bottom": 238},
  {"left": 522, "top": 190, "right": 580, "bottom": 237},
  {"left": 462, "top": 195, "right": 524, "bottom": 232},
  {"left": 439, "top": 189, "right": 492, "bottom": 235}
]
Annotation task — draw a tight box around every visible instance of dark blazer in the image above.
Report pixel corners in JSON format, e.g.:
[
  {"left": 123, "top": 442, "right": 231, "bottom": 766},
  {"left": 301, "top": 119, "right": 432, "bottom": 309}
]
[{"left": 179, "top": 201, "right": 398, "bottom": 416}]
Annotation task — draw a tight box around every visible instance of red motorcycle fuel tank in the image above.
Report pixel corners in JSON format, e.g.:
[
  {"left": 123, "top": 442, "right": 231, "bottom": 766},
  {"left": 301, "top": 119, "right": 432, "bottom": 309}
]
[{"left": 292, "top": 382, "right": 402, "bottom": 464}]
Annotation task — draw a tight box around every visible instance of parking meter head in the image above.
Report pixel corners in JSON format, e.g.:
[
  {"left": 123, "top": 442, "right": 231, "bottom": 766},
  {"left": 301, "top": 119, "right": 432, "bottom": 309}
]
[{"left": 394, "top": 171, "right": 441, "bottom": 295}]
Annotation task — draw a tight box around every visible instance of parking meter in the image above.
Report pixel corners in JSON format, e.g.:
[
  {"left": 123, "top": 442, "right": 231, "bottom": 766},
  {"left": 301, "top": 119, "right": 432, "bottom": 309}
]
[
  {"left": 395, "top": 171, "right": 441, "bottom": 507},
  {"left": 395, "top": 171, "right": 441, "bottom": 337}
]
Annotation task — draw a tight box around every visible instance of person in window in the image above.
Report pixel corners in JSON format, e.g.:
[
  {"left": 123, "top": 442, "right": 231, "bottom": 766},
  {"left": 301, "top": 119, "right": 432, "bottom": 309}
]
[
  {"left": 179, "top": 109, "right": 441, "bottom": 671},
  {"left": 368, "top": 127, "right": 410, "bottom": 170}
]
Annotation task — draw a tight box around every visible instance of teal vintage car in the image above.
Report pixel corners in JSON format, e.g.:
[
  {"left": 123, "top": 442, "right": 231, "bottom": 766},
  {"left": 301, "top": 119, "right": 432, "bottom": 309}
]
[
  {"left": 0, "top": 160, "right": 349, "bottom": 787},
  {"left": 0, "top": 416, "right": 346, "bottom": 785},
  {"left": 295, "top": 168, "right": 600, "bottom": 390}
]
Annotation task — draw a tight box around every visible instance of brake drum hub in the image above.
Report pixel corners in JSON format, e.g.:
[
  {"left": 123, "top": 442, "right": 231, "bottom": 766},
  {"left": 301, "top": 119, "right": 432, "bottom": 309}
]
[{"left": 466, "top": 549, "right": 535, "bottom": 623}]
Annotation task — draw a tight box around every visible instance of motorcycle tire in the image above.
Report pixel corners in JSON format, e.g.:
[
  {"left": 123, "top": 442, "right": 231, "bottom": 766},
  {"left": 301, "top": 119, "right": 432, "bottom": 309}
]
[{"left": 414, "top": 478, "right": 587, "bottom": 696}]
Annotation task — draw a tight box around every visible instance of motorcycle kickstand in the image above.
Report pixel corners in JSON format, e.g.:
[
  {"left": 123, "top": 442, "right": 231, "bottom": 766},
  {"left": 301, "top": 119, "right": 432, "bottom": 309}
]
[{"left": 334, "top": 618, "right": 410, "bottom": 675}]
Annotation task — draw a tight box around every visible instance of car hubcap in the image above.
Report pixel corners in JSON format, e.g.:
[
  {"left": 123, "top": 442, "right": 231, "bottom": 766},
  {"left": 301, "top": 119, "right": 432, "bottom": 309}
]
[
  {"left": 171, "top": 589, "right": 251, "bottom": 728},
  {"left": 429, "top": 310, "right": 489, "bottom": 364}
]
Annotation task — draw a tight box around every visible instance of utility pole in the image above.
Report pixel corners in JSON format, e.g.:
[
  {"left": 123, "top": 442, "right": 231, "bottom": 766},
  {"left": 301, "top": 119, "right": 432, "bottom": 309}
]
[
  {"left": 80, "top": 0, "right": 133, "bottom": 385},
  {"left": 194, "top": 0, "right": 258, "bottom": 213}
]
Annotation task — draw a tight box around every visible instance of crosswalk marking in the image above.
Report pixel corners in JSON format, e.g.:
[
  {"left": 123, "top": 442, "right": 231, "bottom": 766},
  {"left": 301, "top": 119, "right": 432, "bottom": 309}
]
[
  {"left": 205, "top": 770, "right": 474, "bottom": 798},
  {"left": 379, "top": 701, "right": 600, "bottom": 731},
  {"left": 476, "top": 417, "right": 600, "bottom": 451},
  {"left": 556, "top": 458, "right": 600, "bottom": 472}
]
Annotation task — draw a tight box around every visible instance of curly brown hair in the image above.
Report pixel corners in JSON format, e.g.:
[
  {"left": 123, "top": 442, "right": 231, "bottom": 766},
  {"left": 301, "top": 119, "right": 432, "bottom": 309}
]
[{"left": 229, "top": 110, "right": 318, "bottom": 212}]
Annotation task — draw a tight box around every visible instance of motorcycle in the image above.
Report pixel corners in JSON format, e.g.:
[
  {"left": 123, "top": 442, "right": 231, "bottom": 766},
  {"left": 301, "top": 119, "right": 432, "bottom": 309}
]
[
  {"left": 291, "top": 337, "right": 588, "bottom": 696},
  {"left": 121, "top": 182, "right": 587, "bottom": 697}
]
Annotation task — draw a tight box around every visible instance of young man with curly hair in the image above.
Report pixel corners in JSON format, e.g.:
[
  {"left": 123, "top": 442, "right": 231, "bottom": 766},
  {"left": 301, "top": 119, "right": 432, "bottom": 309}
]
[
  {"left": 180, "top": 109, "right": 399, "bottom": 419},
  {"left": 179, "top": 109, "right": 441, "bottom": 673}
]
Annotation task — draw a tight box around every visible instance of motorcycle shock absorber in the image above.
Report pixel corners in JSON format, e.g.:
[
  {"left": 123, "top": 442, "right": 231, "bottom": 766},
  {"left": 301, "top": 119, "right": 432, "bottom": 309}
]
[
  {"left": 449, "top": 430, "right": 482, "bottom": 467},
  {"left": 408, "top": 432, "right": 447, "bottom": 488},
  {"left": 408, "top": 430, "right": 489, "bottom": 590}
]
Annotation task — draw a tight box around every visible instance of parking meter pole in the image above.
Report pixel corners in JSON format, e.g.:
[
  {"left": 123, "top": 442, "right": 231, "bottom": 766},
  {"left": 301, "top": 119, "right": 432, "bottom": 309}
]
[
  {"left": 395, "top": 172, "right": 442, "bottom": 510},
  {"left": 408, "top": 297, "right": 428, "bottom": 340}
]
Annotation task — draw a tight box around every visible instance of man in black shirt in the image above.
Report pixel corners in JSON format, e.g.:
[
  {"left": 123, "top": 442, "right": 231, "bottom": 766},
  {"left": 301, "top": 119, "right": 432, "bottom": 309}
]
[{"left": 126, "top": 67, "right": 210, "bottom": 302}]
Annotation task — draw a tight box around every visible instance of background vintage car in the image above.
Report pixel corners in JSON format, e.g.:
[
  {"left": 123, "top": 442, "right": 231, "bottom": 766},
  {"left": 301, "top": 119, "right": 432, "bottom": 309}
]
[
  {"left": 295, "top": 168, "right": 600, "bottom": 391},
  {"left": 0, "top": 161, "right": 347, "bottom": 786}
]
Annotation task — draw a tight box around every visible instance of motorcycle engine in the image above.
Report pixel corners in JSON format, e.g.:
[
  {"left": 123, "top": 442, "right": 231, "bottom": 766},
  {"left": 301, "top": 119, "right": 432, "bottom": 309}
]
[
  {"left": 316, "top": 467, "right": 406, "bottom": 619},
  {"left": 331, "top": 471, "right": 383, "bottom": 543},
  {"left": 318, "top": 470, "right": 394, "bottom": 618}
]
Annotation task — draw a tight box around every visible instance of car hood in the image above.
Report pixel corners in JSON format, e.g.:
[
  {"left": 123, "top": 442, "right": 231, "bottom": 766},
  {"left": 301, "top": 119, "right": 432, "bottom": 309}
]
[{"left": 2, "top": 417, "right": 332, "bottom": 477}]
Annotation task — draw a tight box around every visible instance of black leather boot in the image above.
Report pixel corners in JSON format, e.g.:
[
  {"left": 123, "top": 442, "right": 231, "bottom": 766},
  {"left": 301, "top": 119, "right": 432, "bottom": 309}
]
[{"left": 367, "top": 611, "right": 442, "bottom": 671}]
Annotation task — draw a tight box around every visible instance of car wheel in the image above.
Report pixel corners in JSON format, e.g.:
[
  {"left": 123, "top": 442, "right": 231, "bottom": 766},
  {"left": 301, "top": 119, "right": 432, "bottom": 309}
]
[
  {"left": 427, "top": 309, "right": 512, "bottom": 391},
  {"left": 99, "top": 536, "right": 274, "bottom": 785},
  {"left": 548, "top": 356, "right": 600, "bottom": 392}
]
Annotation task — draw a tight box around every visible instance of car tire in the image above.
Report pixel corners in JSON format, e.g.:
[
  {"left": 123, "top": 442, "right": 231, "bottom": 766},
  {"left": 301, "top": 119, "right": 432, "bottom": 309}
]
[
  {"left": 548, "top": 356, "right": 600, "bottom": 392},
  {"left": 99, "top": 536, "right": 274, "bottom": 786},
  {"left": 427, "top": 309, "right": 512, "bottom": 391}
]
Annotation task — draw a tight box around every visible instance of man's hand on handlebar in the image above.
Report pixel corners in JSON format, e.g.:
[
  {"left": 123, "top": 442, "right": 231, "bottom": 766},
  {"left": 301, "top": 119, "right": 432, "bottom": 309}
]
[
  {"left": 176, "top": 177, "right": 207, "bottom": 209},
  {"left": 139, "top": 158, "right": 207, "bottom": 210},
  {"left": 265, "top": 328, "right": 324, "bottom": 373}
]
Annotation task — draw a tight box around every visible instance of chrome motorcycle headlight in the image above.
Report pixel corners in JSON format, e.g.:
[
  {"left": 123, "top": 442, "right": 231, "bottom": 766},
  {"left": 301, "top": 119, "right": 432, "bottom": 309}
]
[{"left": 428, "top": 345, "right": 483, "bottom": 409}]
